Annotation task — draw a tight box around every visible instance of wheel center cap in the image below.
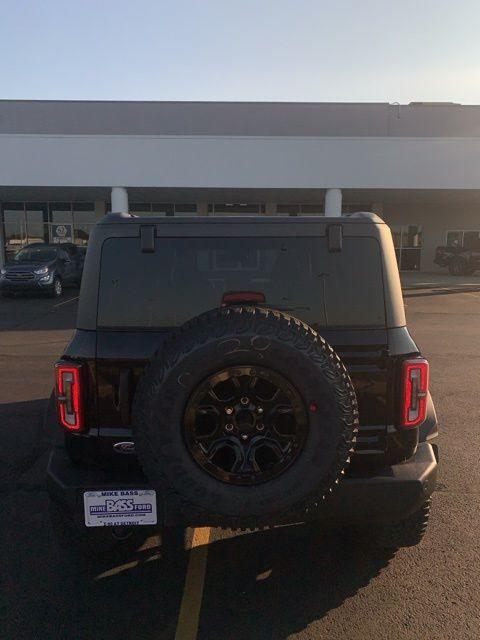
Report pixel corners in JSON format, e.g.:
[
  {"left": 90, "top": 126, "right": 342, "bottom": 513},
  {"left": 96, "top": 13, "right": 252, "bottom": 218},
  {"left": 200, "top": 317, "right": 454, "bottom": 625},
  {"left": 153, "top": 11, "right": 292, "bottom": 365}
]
[{"left": 236, "top": 408, "right": 255, "bottom": 433}]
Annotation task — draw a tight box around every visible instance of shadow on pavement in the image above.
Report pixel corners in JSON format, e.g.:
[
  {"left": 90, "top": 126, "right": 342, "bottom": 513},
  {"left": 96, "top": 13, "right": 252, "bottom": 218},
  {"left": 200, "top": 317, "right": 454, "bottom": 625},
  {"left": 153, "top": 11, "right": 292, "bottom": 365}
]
[
  {"left": 0, "top": 292, "right": 78, "bottom": 333},
  {"left": 404, "top": 285, "right": 480, "bottom": 298},
  {"left": 1, "top": 509, "right": 189, "bottom": 640},
  {"left": 199, "top": 524, "right": 395, "bottom": 640},
  {"left": 0, "top": 395, "right": 188, "bottom": 640},
  {"left": 0, "top": 398, "right": 51, "bottom": 489},
  {"left": 1, "top": 513, "right": 394, "bottom": 640},
  {"left": 1, "top": 397, "right": 394, "bottom": 640}
]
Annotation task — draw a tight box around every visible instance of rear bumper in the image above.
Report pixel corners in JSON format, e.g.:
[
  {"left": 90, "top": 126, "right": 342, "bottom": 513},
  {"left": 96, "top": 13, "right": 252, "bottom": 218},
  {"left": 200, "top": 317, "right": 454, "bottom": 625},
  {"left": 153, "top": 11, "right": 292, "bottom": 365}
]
[{"left": 46, "top": 442, "right": 438, "bottom": 528}]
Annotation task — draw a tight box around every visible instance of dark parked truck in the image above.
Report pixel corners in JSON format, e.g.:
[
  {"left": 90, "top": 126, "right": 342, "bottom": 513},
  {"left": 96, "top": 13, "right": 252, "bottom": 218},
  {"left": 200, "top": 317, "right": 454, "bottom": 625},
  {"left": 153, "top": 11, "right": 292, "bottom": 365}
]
[
  {"left": 46, "top": 212, "right": 438, "bottom": 556},
  {"left": 434, "top": 231, "right": 480, "bottom": 276}
]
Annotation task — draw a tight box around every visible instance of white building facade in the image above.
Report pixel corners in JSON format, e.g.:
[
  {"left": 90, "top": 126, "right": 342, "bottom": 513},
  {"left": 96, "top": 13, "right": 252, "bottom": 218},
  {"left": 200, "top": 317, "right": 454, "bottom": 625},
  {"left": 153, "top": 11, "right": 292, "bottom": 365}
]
[{"left": 1, "top": 100, "right": 480, "bottom": 270}]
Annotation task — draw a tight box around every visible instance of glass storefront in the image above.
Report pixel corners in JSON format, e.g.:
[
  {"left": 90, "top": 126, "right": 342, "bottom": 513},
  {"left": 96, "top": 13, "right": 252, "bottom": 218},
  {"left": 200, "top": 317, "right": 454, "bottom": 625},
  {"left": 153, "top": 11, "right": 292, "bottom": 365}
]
[
  {"left": 3, "top": 203, "right": 28, "bottom": 257},
  {"left": 1, "top": 202, "right": 95, "bottom": 260},
  {"left": 446, "top": 229, "right": 480, "bottom": 250},
  {"left": 276, "top": 204, "right": 325, "bottom": 215},
  {"left": 1, "top": 199, "right": 373, "bottom": 260},
  {"left": 209, "top": 203, "right": 265, "bottom": 215},
  {"left": 392, "top": 224, "right": 423, "bottom": 271},
  {"left": 121, "top": 203, "right": 197, "bottom": 216}
]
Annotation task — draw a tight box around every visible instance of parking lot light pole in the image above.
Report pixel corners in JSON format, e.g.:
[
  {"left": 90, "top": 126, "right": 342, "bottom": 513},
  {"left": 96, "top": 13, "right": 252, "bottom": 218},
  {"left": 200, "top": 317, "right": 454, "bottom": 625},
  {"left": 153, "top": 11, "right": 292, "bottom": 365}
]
[
  {"left": 324, "top": 188, "right": 342, "bottom": 217},
  {"left": 111, "top": 187, "right": 129, "bottom": 213}
]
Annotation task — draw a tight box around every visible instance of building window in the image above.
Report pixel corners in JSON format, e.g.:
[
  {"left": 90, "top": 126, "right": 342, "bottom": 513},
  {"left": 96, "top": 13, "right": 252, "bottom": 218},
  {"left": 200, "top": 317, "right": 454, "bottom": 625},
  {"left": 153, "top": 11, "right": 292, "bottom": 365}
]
[
  {"left": 276, "top": 204, "right": 300, "bottom": 216},
  {"left": 2, "top": 203, "right": 26, "bottom": 260},
  {"left": 174, "top": 203, "right": 197, "bottom": 216},
  {"left": 128, "top": 203, "right": 197, "bottom": 216},
  {"left": 48, "top": 202, "right": 73, "bottom": 243},
  {"left": 446, "top": 230, "right": 463, "bottom": 246},
  {"left": 209, "top": 203, "right": 265, "bottom": 215},
  {"left": 299, "top": 204, "right": 324, "bottom": 215},
  {"left": 151, "top": 203, "right": 174, "bottom": 216},
  {"left": 392, "top": 225, "right": 423, "bottom": 271},
  {"left": 446, "top": 229, "right": 480, "bottom": 250},
  {"left": 73, "top": 203, "right": 95, "bottom": 245},
  {"left": 2, "top": 201, "right": 96, "bottom": 259},
  {"left": 49, "top": 203, "right": 73, "bottom": 224},
  {"left": 26, "top": 203, "right": 49, "bottom": 244},
  {"left": 275, "top": 204, "right": 325, "bottom": 216},
  {"left": 464, "top": 231, "right": 480, "bottom": 250}
]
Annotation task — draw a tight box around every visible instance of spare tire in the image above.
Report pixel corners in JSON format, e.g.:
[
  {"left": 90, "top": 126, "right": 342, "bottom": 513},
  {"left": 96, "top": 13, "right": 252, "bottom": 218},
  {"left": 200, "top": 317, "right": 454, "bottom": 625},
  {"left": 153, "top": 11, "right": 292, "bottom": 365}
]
[{"left": 132, "top": 306, "right": 358, "bottom": 527}]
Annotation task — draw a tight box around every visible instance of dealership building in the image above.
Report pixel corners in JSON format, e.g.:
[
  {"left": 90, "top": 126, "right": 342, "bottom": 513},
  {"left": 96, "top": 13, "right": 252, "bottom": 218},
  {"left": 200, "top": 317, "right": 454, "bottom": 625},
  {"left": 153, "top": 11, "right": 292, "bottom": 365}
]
[{"left": 1, "top": 99, "right": 480, "bottom": 271}]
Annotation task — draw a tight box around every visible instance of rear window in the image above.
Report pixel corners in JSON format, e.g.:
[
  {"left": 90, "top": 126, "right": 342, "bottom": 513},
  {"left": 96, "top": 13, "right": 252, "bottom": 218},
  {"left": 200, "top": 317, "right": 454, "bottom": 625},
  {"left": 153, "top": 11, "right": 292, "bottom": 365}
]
[{"left": 97, "top": 236, "right": 385, "bottom": 329}]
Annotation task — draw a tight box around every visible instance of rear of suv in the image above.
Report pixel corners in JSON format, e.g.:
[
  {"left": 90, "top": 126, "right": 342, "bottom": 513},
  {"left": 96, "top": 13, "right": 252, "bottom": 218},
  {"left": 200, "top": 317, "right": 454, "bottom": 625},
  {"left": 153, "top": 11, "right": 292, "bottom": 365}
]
[{"left": 46, "top": 212, "right": 438, "bottom": 556}]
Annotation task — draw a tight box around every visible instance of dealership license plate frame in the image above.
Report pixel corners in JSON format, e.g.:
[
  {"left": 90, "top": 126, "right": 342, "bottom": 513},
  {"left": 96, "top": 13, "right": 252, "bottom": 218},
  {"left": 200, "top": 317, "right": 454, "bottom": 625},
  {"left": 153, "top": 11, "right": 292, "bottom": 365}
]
[{"left": 83, "top": 489, "right": 157, "bottom": 527}]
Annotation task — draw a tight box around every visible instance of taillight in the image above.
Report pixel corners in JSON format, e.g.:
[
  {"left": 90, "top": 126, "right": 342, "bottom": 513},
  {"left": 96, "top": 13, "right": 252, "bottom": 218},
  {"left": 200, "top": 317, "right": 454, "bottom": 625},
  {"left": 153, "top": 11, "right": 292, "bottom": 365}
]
[
  {"left": 401, "top": 358, "right": 429, "bottom": 428},
  {"left": 55, "top": 362, "right": 84, "bottom": 431}
]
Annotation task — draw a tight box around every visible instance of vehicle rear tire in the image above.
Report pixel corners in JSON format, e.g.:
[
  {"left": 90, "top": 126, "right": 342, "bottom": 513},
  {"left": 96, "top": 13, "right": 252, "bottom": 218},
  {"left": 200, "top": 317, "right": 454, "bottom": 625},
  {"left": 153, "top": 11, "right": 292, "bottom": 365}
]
[
  {"left": 356, "top": 499, "right": 432, "bottom": 549},
  {"left": 448, "top": 257, "right": 469, "bottom": 276},
  {"left": 133, "top": 306, "right": 358, "bottom": 528}
]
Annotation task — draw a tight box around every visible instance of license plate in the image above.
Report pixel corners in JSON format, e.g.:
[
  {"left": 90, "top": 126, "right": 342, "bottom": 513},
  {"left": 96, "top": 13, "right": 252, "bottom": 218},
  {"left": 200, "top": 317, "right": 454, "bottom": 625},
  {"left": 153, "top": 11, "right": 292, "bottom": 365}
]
[{"left": 83, "top": 489, "right": 157, "bottom": 527}]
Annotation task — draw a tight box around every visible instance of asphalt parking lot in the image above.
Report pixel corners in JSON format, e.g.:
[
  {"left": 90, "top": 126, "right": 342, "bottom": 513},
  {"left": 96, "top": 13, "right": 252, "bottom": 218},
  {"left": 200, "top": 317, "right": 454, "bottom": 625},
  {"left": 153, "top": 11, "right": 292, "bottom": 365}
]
[{"left": 1, "top": 287, "right": 480, "bottom": 640}]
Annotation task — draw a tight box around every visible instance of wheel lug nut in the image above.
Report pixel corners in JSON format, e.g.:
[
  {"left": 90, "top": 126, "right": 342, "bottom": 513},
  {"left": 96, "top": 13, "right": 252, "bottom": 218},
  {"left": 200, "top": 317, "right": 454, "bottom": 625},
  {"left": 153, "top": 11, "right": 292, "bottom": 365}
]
[
  {"left": 256, "top": 406, "right": 264, "bottom": 414},
  {"left": 241, "top": 396, "right": 249, "bottom": 405},
  {"left": 256, "top": 423, "right": 265, "bottom": 431},
  {"left": 241, "top": 434, "right": 248, "bottom": 440},
  {"left": 225, "top": 423, "right": 234, "bottom": 432},
  {"left": 225, "top": 406, "right": 234, "bottom": 415}
]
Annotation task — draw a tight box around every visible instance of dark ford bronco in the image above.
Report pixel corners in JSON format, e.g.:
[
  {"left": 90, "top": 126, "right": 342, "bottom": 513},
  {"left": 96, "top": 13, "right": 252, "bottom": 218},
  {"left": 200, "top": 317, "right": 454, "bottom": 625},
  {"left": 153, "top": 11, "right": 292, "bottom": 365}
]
[{"left": 46, "top": 212, "right": 438, "bottom": 556}]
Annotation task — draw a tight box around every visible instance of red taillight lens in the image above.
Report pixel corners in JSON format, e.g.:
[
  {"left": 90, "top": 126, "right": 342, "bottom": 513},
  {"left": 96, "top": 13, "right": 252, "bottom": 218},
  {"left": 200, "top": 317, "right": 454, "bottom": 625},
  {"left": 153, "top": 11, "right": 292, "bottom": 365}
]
[
  {"left": 55, "top": 362, "right": 84, "bottom": 431},
  {"left": 401, "top": 358, "right": 429, "bottom": 428}
]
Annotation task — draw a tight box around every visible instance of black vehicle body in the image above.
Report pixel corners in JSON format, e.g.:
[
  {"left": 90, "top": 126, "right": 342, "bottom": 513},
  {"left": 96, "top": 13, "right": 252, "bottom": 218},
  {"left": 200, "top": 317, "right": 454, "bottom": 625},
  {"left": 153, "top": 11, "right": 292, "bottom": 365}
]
[
  {"left": 434, "top": 244, "right": 480, "bottom": 275},
  {"left": 57, "top": 242, "right": 86, "bottom": 275},
  {"left": 0, "top": 243, "right": 82, "bottom": 296},
  {"left": 47, "top": 213, "right": 438, "bottom": 533}
]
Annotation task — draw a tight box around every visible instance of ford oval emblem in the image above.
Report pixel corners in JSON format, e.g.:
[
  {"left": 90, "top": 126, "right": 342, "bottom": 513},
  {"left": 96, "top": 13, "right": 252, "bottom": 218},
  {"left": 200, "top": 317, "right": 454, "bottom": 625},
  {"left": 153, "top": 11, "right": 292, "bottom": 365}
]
[{"left": 113, "top": 441, "right": 136, "bottom": 455}]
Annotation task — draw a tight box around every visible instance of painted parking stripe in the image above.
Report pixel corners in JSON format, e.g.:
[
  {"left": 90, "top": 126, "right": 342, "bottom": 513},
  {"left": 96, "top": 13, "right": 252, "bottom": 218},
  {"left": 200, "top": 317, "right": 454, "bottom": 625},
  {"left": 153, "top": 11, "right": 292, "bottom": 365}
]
[
  {"left": 53, "top": 296, "right": 79, "bottom": 307},
  {"left": 175, "top": 527, "right": 211, "bottom": 640}
]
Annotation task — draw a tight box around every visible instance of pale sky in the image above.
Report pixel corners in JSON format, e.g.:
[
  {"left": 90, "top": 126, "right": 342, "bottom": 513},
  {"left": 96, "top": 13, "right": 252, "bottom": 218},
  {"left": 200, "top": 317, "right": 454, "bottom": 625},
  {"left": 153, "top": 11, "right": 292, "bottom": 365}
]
[{"left": 1, "top": 0, "right": 480, "bottom": 104}]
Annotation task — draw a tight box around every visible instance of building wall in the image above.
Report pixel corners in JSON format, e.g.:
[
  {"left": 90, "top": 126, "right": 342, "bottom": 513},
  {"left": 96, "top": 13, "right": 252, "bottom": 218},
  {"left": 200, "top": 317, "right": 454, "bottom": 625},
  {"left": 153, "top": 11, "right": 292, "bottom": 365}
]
[
  {"left": 2, "top": 134, "right": 480, "bottom": 190},
  {"left": 2, "top": 100, "right": 480, "bottom": 138},
  {"left": 383, "top": 202, "right": 480, "bottom": 271}
]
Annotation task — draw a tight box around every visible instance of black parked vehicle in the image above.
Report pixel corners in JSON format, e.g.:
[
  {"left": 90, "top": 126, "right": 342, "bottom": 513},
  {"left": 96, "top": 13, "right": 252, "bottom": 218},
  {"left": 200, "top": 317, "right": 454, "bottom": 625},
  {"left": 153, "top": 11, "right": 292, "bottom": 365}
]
[
  {"left": 56, "top": 242, "right": 87, "bottom": 276},
  {"left": 47, "top": 212, "right": 438, "bottom": 557},
  {"left": 0, "top": 243, "right": 83, "bottom": 298},
  {"left": 434, "top": 233, "right": 480, "bottom": 275}
]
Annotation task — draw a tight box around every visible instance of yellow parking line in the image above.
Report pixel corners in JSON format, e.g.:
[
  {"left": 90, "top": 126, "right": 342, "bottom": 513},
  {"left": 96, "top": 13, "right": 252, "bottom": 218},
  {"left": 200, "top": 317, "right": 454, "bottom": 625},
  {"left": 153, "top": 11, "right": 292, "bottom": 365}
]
[{"left": 175, "top": 527, "right": 212, "bottom": 640}]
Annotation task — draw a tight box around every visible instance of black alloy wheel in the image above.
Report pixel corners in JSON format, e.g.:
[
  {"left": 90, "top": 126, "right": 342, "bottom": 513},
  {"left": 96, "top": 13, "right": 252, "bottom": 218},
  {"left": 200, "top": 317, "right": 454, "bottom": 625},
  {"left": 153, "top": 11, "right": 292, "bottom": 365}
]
[
  {"left": 52, "top": 276, "right": 63, "bottom": 297},
  {"left": 183, "top": 366, "right": 309, "bottom": 485}
]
